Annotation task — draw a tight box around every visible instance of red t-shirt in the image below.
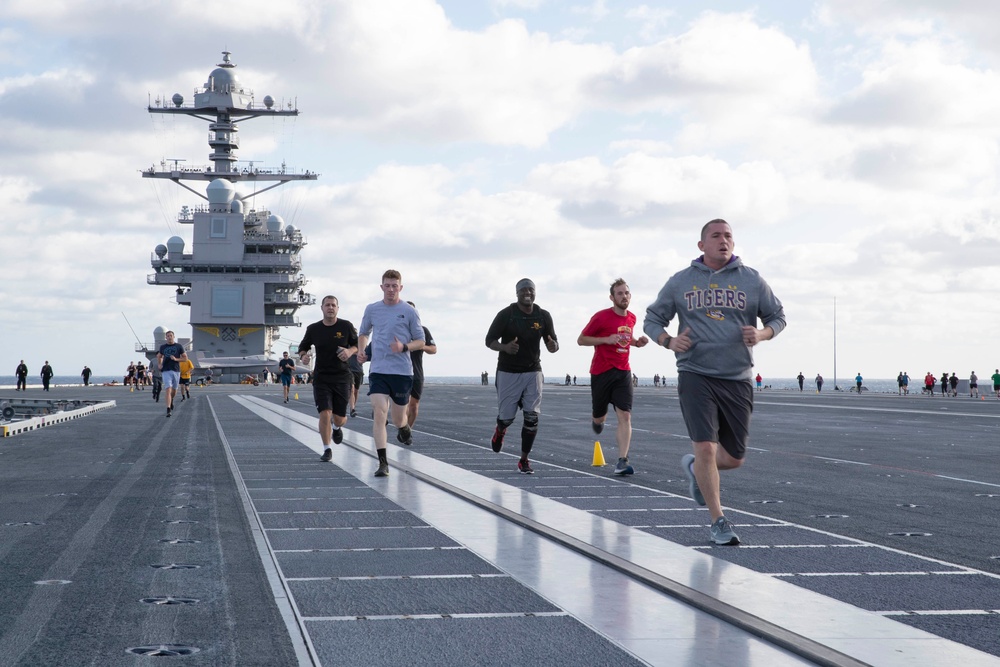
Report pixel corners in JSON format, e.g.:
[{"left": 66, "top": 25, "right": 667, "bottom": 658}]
[{"left": 581, "top": 308, "right": 636, "bottom": 375}]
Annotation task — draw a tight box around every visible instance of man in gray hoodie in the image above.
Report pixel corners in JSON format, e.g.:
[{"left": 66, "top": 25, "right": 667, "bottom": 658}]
[{"left": 644, "top": 219, "right": 786, "bottom": 546}]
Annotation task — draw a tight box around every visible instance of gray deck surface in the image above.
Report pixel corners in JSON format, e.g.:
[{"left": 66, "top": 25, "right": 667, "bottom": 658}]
[{"left": 0, "top": 382, "right": 998, "bottom": 666}]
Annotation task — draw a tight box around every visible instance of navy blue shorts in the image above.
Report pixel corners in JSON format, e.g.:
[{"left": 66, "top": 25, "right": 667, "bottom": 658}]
[{"left": 368, "top": 373, "right": 413, "bottom": 406}]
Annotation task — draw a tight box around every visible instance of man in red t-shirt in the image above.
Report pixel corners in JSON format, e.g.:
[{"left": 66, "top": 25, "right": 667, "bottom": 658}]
[{"left": 577, "top": 278, "right": 649, "bottom": 475}]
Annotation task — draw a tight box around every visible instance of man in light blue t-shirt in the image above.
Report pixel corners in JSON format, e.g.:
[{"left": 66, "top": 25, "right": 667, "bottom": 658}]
[{"left": 357, "top": 269, "right": 425, "bottom": 478}]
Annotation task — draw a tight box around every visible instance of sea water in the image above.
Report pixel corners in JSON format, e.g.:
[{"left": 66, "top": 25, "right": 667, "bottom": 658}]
[{"left": 0, "top": 376, "right": 977, "bottom": 394}]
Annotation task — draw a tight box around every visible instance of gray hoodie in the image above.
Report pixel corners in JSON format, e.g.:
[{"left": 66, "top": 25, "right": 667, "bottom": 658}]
[{"left": 643, "top": 255, "right": 785, "bottom": 382}]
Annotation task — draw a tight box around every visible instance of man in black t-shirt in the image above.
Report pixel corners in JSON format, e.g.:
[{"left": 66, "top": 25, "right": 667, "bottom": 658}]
[
  {"left": 484, "top": 278, "right": 558, "bottom": 474},
  {"left": 298, "top": 295, "right": 359, "bottom": 462},
  {"left": 157, "top": 331, "right": 188, "bottom": 417},
  {"left": 15, "top": 360, "right": 27, "bottom": 391},
  {"left": 278, "top": 352, "right": 295, "bottom": 403},
  {"left": 405, "top": 301, "right": 437, "bottom": 431}
]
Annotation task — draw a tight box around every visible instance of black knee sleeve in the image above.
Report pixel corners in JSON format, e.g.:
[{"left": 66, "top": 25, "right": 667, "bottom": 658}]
[
  {"left": 523, "top": 411, "right": 539, "bottom": 431},
  {"left": 520, "top": 425, "right": 537, "bottom": 455},
  {"left": 497, "top": 417, "right": 515, "bottom": 430}
]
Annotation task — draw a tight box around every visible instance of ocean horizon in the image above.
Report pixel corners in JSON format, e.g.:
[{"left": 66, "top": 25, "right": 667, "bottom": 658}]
[{"left": 0, "top": 375, "right": 974, "bottom": 394}]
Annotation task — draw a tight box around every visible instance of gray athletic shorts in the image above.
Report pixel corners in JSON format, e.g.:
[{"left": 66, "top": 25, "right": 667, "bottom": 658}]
[
  {"left": 496, "top": 370, "right": 543, "bottom": 421},
  {"left": 677, "top": 371, "right": 753, "bottom": 460},
  {"left": 162, "top": 370, "right": 180, "bottom": 390}
]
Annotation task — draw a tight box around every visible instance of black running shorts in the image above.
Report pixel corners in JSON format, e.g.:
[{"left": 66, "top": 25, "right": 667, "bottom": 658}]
[
  {"left": 590, "top": 368, "right": 633, "bottom": 418},
  {"left": 313, "top": 376, "right": 352, "bottom": 416}
]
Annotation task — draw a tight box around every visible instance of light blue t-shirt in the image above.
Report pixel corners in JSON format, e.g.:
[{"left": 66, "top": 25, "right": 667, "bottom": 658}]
[{"left": 359, "top": 300, "right": 425, "bottom": 376}]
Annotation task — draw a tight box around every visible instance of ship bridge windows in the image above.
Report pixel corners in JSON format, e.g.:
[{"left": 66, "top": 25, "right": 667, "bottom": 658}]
[
  {"left": 211, "top": 286, "right": 243, "bottom": 317},
  {"left": 211, "top": 218, "right": 227, "bottom": 238}
]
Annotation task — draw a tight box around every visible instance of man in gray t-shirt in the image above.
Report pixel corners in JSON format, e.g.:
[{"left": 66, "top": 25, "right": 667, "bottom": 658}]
[{"left": 357, "top": 269, "right": 425, "bottom": 477}]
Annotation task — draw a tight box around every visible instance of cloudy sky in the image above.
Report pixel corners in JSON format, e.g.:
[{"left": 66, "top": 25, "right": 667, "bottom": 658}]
[{"left": 2, "top": 0, "right": 998, "bottom": 383}]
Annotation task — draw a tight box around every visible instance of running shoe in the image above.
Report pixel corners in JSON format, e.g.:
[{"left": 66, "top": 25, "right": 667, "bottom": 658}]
[
  {"left": 166, "top": 407, "right": 171, "bottom": 418},
  {"left": 710, "top": 516, "right": 740, "bottom": 546},
  {"left": 681, "top": 454, "right": 705, "bottom": 506},
  {"left": 333, "top": 428, "right": 343, "bottom": 445},
  {"left": 374, "top": 462, "right": 389, "bottom": 477},
  {"left": 350, "top": 408, "right": 358, "bottom": 418},
  {"left": 613, "top": 457, "right": 634, "bottom": 476},
  {"left": 320, "top": 448, "right": 332, "bottom": 462},
  {"left": 517, "top": 459, "right": 534, "bottom": 474},
  {"left": 396, "top": 426, "right": 413, "bottom": 446},
  {"left": 592, "top": 421, "right": 604, "bottom": 435},
  {"left": 491, "top": 426, "right": 506, "bottom": 453}
]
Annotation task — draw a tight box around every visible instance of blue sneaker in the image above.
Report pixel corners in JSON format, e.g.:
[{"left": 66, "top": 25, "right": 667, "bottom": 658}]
[
  {"left": 710, "top": 516, "right": 740, "bottom": 546},
  {"left": 681, "top": 454, "right": 705, "bottom": 506},
  {"left": 613, "top": 457, "right": 634, "bottom": 476}
]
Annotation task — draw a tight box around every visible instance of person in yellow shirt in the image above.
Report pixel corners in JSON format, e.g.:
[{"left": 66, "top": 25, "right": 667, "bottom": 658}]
[{"left": 179, "top": 358, "right": 194, "bottom": 401}]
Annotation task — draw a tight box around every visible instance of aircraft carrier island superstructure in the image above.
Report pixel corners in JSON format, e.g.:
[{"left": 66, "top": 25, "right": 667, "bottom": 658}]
[{"left": 142, "top": 52, "right": 317, "bottom": 383}]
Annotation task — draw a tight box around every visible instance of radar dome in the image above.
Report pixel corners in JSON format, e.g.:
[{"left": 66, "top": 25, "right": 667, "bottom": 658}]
[
  {"left": 263, "top": 95, "right": 274, "bottom": 109},
  {"left": 206, "top": 67, "right": 240, "bottom": 92},
  {"left": 230, "top": 199, "right": 244, "bottom": 214},
  {"left": 285, "top": 225, "right": 297, "bottom": 236},
  {"left": 155, "top": 244, "right": 167, "bottom": 258},
  {"left": 171, "top": 93, "right": 184, "bottom": 107},
  {"left": 206, "top": 179, "right": 235, "bottom": 206},
  {"left": 166, "top": 236, "right": 185, "bottom": 253},
  {"left": 266, "top": 214, "right": 283, "bottom": 233}
]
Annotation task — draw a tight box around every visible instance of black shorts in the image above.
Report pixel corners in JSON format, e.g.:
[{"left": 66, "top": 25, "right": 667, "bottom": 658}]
[
  {"left": 411, "top": 374, "right": 425, "bottom": 401},
  {"left": 180, "top": 378, "right": 191, "bottom": 386},
  {"left": 352, "top": 371, "right": 363, "bottom": 390},
  {"left": 591, "top": 368, "right": 633, "bottom": 418},
  {"left": 677, "top": 371, "right": 753, "bottom": 460},
  {"left": 368, "top": 373, "right": 413, "bottom": 406},
  {"left": 313, "top": 376, "right": 352, "bottom": 416}
]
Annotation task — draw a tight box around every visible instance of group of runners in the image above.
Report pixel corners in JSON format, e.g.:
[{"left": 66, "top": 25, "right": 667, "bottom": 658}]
[{"left": 293, "top": 219, "right": 785, "bottom": 546}]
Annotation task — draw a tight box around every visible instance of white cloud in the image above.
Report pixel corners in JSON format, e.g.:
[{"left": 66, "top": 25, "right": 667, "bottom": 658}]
[
  {"left": 3, "top": 2, "right": 1000, "bottom": 380},
  {"left": 625, "top": 4, "right": 676, "bottom": 42},
  {"left": 526, "top": 153, "right": 789, "bottom": 228}
]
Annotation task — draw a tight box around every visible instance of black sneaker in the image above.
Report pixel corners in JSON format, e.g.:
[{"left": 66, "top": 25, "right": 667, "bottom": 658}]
[
  {"left": 350, "top": 408, "right": 358, "bottom": 418},
  {"left": 320, "top": 448, "right": 333, "bottom": 462},
  {"left": 166, "top": 407, "right": 171, "bottom": 418},
  {"left": 333, "top": 428, "right": 343, "bottom": 445},
  {"left": 592, "top": 420, "right": 604, "bottom": 435},
  {"left": 613, "top": 457, "right": 634, "bottom": 476},
  {"left": 491, "top": 427, "right": 506, "bottom": 452},
  {"left": 396, "top": 426, "right": 413, "bottom": 446},
  {"left": 517, "top": 459, "right": 534, "bottom": 474},
  {"left": 374, "top": 462, "right": 389, "bottom": 477}
]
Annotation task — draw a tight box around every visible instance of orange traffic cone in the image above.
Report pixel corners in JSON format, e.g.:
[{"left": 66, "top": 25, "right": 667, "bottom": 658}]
[{"left": 592, "top": 441, "right": 606, "bottom": 467}]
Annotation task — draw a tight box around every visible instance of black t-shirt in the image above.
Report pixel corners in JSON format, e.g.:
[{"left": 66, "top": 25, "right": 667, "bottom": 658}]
[
  {"left": 297, "top": 319, "right": 359, "bottom": 380},
  {"left": 278, "top": 358, "right": 295, "bottom": 376},
  {"left": 159, "top": 343, "right": 186, "bottom": 373},
  {"left": 409, "top": 326, "right": 435, "bottom": 382},
  {"left": 485, "top": 303, "right": 557, "bottom": 374}
]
